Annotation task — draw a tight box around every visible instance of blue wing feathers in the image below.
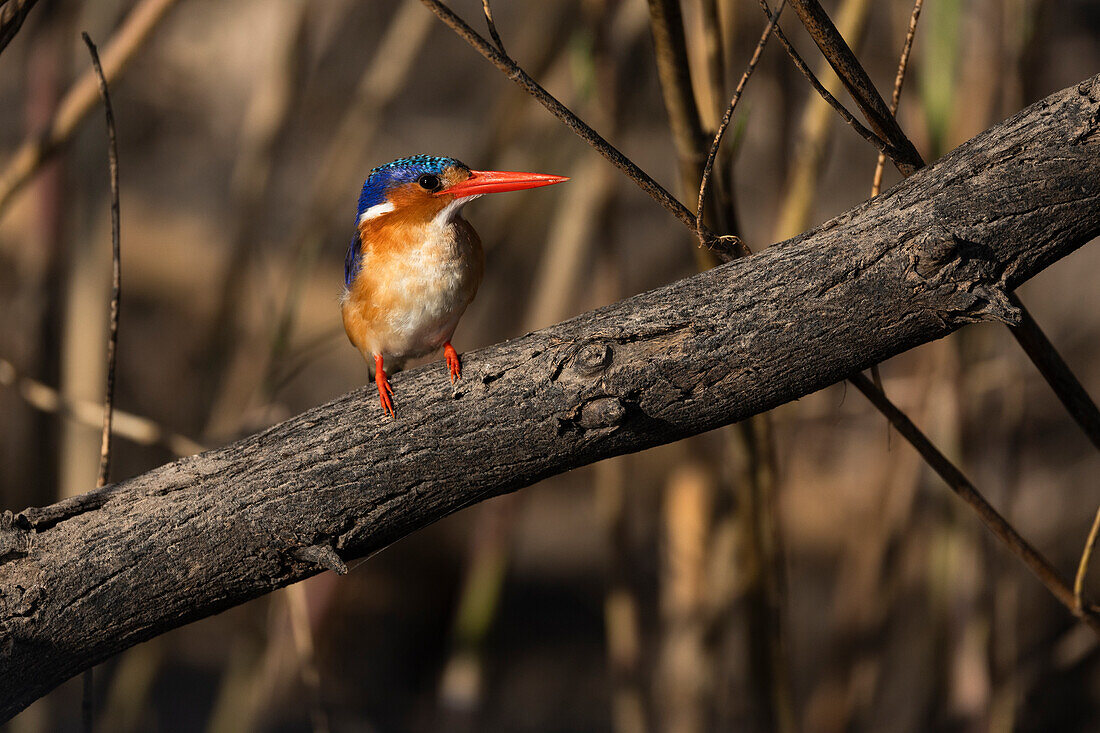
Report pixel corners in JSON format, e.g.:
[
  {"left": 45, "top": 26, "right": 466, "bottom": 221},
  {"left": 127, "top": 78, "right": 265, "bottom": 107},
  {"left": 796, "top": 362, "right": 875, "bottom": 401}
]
[{"left": 344, "top": 231, "right": 362, "bottom": 288}]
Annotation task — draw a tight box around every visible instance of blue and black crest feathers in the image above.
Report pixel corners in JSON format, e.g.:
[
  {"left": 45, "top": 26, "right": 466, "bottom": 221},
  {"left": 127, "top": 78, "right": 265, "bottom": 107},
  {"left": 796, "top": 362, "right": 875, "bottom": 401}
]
[{"left": 355, "top": 154, "right": 469, "bottom": 217}]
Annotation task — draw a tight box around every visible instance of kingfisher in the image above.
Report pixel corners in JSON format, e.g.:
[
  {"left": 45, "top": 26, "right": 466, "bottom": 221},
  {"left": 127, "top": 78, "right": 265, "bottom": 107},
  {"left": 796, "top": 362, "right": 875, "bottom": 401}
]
[{"left": 343, "top": 154, "right": 567, "bottom": 417}]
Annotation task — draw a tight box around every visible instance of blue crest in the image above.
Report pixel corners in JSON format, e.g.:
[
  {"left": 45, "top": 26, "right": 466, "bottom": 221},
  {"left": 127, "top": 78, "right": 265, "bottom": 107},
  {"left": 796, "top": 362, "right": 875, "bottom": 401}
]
[
  {"left": 355, "top": 155, "right": 468, "bottom": 217},
  {"left": 345, "top": 155, "right": 469, "bottom": 288}
]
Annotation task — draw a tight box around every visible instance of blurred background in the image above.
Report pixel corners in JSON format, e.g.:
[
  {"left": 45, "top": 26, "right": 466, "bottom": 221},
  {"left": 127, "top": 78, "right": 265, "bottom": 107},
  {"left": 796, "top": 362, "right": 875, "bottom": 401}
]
[{"left": 1, "top": 0, "right": 1099, "bottom": 730}]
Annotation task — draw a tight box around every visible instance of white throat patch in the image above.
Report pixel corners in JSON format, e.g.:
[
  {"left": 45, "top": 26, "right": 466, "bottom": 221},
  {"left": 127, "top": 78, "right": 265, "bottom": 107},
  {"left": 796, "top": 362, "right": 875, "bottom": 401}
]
[{"left": 432, "top": 195, "right": 482, "bottom": 228}]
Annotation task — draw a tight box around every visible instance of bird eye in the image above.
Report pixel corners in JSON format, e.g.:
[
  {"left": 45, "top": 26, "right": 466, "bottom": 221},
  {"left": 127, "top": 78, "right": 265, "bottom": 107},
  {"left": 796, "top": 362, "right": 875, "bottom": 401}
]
[{"left": 418, "top": 174, "right": 441, "bottom": 191}]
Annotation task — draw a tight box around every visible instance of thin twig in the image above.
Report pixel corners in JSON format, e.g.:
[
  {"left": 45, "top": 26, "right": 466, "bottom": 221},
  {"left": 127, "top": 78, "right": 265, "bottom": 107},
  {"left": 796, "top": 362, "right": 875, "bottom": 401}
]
[
  {"left": 696, "top": 0, "right": 786, "bottom": 246},
  {"left": 1075, "top": 507, "right": 1100, "bottom": 614},
  {"left": 0, "top": 0, "right": 39, "bottom": 56},
  {"left": 84, "top": 33, "right": 121, "bottom": 489},
  {"left": 849, "top": 372, "right": 1100, "bottom": 634},
  {"left": 418, "top": 0, "right": 736, "bottom": 258},
  {"left": 756, "top": 0, "right": 903, "bottom": 164},
  {"left": 480, "top": 0, "right": 506, "bottom": 55},
  {"left": 871, "top": 0, "right": 924, "bottom": 196},
  {"left": 0, "top": 0, "right": 180, "bottom": 218},
  {"left": 783, "top": 0, "right": 923, "bottom": 173},
  {"left": 82, "top": 28, "right": 122, "bottom": 733},
  {"left": 1006, "top": 292, "right": 1100, "bottom": 452}
]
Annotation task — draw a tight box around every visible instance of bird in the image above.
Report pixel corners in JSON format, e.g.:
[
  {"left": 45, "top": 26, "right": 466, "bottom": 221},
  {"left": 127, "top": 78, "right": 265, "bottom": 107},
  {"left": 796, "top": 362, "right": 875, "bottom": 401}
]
[{"left": 342, "top": 154, "right": 567, "bottom": 417}]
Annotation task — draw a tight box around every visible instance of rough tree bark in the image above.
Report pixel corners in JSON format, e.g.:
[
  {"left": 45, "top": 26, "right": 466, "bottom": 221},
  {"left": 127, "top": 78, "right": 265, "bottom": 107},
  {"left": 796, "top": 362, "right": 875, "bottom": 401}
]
[{"left": 2, "top": 75, "right": 1100, "bottom": 721}]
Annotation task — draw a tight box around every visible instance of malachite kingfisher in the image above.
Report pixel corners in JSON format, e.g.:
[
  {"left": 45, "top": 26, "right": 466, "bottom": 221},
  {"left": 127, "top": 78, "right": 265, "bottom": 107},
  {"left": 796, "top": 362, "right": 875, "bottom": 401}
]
[{"left": 342, "top": 155, "right": 568, "bottom": 417}]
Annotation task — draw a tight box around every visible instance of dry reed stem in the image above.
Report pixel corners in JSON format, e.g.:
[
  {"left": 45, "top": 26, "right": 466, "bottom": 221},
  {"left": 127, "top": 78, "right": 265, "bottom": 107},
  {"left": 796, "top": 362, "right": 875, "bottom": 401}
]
[
  {"left": 0, "top": 357, "right": 203, "bottom": 456},
  {"left": 645, "top": 0, "right": 732, "bottom": 270},
  {"left": 0, "top": 0, "right": 180, "bottom": 217},
  {"left": 284, "top": 582, "right": 331, "bottom": 733},
  {"left": 1074, "top": 507, "right": 1100, "bottom": 614},
  {"left": 598, "top": 455, "right": 648, "bottom": 733},
  {"left": 870, "top": 0, "right": 924, "bottom": 197},
  {"left": 659, "top": 463, "right": 713, "bottom": 733},
  {"left": 695, "top": 0, "right": 785, "bottom": 248},
  {"left": 646, "top": 0, "right": 710, "bottom": 184}
]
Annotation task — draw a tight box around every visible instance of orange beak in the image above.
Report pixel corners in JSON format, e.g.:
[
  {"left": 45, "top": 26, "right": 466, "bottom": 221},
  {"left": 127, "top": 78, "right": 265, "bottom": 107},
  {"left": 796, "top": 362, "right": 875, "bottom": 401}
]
[{"left": 436, "top": 169, "right": 569, "bottom": 199}]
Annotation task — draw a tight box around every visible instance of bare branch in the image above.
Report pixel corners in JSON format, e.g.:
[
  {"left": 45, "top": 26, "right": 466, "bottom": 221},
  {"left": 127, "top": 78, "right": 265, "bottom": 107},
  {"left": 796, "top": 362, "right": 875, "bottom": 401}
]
[
  {"left": 1006, "top": 293, "right": 1100, "bottom": 452},
  {"left": 850, "top": 373, "right": 1098, "bottom": 632},
  {"left": 81, "top": 32, "right": 121, "bottom": 490},
  {"left": 784, "top": 0, "right": 924, "bottom": 173},
  {"left": 757, "top": 0, "right": 903, "bottom": 163},
  {"left": 0, "top": 0, "right": 39, "bottom": 56},
  {"left": 480, "top": 0, "right": 506, "bottom": 55}
]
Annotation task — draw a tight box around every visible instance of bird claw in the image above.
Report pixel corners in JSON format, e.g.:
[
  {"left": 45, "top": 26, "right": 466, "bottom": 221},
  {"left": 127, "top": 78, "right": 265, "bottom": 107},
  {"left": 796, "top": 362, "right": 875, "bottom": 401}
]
[
  {"left": 376, "top": 372, "right": 394, "bottom": 418},
  {"left": 444, "top": 342, "right": 461, "bottom": 383},
  {"left": 374, "top": 354, "right": 395, "bottom": 418}
]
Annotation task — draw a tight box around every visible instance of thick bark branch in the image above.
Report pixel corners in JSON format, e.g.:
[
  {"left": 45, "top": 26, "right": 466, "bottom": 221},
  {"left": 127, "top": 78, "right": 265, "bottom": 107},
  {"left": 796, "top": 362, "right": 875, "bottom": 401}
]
[{"left": 3, "top": 75, "right": 1100, "bottom": 721}]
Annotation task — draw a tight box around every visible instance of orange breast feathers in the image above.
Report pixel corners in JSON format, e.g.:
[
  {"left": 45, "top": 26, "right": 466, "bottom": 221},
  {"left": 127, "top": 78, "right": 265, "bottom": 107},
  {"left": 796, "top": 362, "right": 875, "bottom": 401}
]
[{"left": 341, "top": 187, "right": 484, "bottom": 369}]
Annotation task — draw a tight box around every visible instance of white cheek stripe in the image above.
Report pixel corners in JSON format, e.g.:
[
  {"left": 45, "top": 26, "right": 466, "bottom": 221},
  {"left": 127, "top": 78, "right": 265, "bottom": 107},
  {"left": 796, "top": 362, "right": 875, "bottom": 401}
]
[{"left": 358, "top": 202, "right": 396, "bottom": 223}]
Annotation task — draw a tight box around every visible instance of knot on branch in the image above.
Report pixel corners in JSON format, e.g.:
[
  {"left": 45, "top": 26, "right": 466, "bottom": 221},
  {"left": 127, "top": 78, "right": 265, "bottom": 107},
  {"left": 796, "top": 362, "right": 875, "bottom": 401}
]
[
  {"left": 292, "top": 543, "right": 348, "bottom": 576},
  {"left": 905, "top": 227, "right": 1020, "bottom": 326},
  {"left": 1072, "top": 79, "right": 1100, "bottom": 144},
  {"left": 699, "top": 232, "right": 748, "bottom": 261},
  {"left": 578, "top": 397, "right": 626, "bottom": 429},
  {"left": 0, "top": 512, "right": 32, "bottom": 565}
]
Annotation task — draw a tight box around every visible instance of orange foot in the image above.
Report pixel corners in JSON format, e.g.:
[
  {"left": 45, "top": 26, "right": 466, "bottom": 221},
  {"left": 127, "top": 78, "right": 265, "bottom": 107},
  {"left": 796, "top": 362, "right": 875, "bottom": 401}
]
[
  {"left": 374, "top": 353, "right": 394, "bottom": 418},
  {"left": 444, "top": 342, "right": 461, "bottom": 383}
]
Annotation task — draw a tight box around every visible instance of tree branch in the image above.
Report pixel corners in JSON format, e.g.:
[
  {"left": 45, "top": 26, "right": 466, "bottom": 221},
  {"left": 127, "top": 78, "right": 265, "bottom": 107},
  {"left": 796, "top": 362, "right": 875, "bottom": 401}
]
[
  {"left": 2, "top": 74, "right": 1100, "bottom": 722},
  {"left": 784, "top": 0, "right": 924, "bottom": 173},
  {"left": 0, "top": 0, "right": 39, "bottom": 56}
]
